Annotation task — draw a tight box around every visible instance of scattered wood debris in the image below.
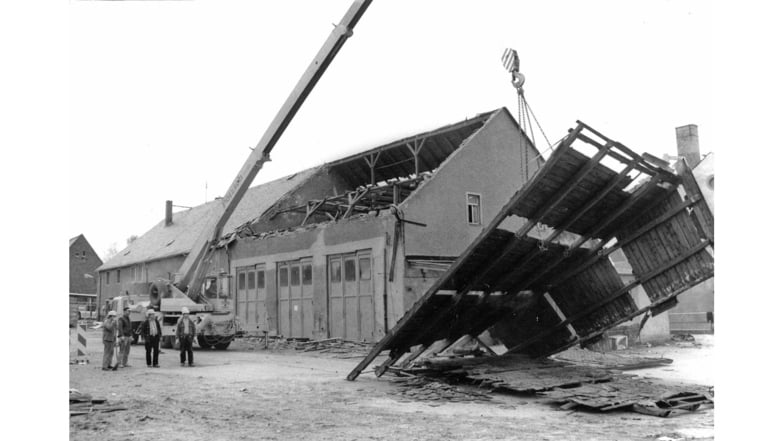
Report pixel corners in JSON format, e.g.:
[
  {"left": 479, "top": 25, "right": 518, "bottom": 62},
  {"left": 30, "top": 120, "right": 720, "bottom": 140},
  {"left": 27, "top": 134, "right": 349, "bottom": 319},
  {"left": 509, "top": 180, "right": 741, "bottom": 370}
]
[
  {"left": 551, "top": 347, "right": 673, "bottom": 370},
  {"left": 379, "top": 352, "right": 712, "bottom": 417},
  {"left": 387, "top": 375, "right": 493, "bottom": 404},
  {"left": 70, "top": 389, "right": 127, "bottom": 416},
  {"left": 542, "top": 377, "right": 713, "bottom": 417}
]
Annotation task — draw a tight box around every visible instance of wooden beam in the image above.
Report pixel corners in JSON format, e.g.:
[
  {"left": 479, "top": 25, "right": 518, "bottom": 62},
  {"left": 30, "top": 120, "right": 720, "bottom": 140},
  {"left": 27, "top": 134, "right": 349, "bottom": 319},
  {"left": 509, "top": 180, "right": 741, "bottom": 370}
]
[
  {"left": 364, "top": 152, "right": 381, "bottom": 186},
  {"left": 300, "top": 199, "right": 326, "bottom": 226},
  {"left": 674, "top": 158, "right": 714, "bottom": 244},
  {"left": 406, "top": 138, "right": 426, "bottom": 175}
]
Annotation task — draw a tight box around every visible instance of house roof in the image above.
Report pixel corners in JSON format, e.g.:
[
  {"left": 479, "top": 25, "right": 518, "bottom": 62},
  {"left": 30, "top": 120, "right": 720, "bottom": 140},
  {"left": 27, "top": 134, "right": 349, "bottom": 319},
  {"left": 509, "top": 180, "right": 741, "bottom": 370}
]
[
  {"left": 97, "top": 168, "right": 319, "bottom": 271},
  {"left": 69, "top": 235, "right": 80, "bottom": 247},
  {"left": 98, "top": 108, "right": 506, "bottom": 272},
  {"left": 326, "top": 111, "right": 496, "bottom": 189}
]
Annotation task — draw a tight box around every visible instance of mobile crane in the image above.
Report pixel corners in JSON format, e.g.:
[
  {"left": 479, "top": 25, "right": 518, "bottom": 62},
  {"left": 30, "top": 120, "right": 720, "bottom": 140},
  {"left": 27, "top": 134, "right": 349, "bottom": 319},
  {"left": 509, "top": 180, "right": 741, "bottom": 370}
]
[{"left": 144, "top": 0, "right": 373, "bottom": 349}]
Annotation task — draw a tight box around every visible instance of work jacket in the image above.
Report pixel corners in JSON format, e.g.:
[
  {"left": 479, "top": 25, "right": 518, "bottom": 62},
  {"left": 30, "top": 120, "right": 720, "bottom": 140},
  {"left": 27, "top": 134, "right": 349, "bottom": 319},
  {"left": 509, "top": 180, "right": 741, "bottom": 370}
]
[
  {"left": 139, "top": 317, "right": 163, "bottom": 339},
  {"left": 102, "top": 318, "right": 116, "bottom": 342},
  {"left": 175, "top": 318, "right": 196, "bottom": 340},
  {"left": 118, "top": 315, "right": 133, "bottom": 337}
]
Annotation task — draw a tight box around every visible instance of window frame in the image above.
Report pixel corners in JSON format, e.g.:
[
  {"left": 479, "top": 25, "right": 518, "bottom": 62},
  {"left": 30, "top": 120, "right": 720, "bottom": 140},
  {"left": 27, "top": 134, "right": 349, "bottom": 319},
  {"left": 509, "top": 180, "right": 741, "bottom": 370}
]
[{"left": 466, "top": 192, "right": 482, "bottom": 225}]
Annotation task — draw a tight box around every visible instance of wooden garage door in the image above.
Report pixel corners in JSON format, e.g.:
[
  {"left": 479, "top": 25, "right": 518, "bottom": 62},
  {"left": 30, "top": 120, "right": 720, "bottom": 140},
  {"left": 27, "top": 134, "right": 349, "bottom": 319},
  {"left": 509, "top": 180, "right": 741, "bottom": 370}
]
[
  {"left": 278, "top": 258, "right": 314, "bottom": 339},
  {"left": 328, "top": 250, "right": 374, "bottom": 342},
  {"left": 235, "top": 265, "right": 267, "bottom": 334}
]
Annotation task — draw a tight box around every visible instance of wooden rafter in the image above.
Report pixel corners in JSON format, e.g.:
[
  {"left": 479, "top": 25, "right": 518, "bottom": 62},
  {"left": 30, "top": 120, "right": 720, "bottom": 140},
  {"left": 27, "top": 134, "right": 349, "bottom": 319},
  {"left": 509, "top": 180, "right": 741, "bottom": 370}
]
[
  {"left": 487, "top": 158, "right": 640, "bottom": 292},
  {"left": 406, "top": 138, "right": 426, "bottom": 175},
  {"left": 506, "top": 240, "right": 711, "bottom": 355}
]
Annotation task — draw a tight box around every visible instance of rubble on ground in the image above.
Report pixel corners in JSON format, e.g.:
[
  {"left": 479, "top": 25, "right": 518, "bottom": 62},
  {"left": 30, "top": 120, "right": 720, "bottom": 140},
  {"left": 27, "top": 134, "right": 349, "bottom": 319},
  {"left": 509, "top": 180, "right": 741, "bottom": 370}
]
[
  {"left": 376, "top": 351, "right": 712, "bottom": 417},
  {"left": 70, "top": 389, "right": 127, "bottom": 416}
]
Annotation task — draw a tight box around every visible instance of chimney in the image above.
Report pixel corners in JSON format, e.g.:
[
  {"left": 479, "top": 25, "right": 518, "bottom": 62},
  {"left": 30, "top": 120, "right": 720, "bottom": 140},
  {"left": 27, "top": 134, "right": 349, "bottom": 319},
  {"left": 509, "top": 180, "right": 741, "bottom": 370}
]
[
  {"left": 675, "top": 124, "right": 700, "bottom": 168},
  {"left": 165, "top": 200, "right": 173, "bottom": 226}
]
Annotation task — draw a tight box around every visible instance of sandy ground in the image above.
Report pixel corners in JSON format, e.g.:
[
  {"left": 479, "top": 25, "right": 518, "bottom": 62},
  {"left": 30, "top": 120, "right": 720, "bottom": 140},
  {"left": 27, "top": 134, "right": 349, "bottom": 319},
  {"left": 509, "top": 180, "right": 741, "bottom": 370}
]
[{"left": 69, "top": 329, "right": 713, "bottom": 441}]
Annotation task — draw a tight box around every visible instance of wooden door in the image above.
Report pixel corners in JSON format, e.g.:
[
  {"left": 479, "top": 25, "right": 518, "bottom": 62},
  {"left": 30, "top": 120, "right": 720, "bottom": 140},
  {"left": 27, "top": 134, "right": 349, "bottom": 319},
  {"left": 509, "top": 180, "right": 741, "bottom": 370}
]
[
  {"left": 328, "top": 256, "right": 344, "bottom": 339},
  {"left": 328, "top": 251, "right": 374, "bottom": 342}
]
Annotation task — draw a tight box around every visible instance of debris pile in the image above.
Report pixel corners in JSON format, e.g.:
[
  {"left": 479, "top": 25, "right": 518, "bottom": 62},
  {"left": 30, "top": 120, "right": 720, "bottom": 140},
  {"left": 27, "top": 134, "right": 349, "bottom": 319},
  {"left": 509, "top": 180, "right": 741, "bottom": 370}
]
[
  {"left": 542, "top": 377, "right": 714, "bottom": 417},
  {"left": 70, "top": 389, "right": 127, "bottom": 416},
  {"left": 378, "top": 352, "right": 713, "bottom": 417},
  {"left": 387, "top": 375, "right": 493, "bottom": 404},
  {"left": 294, "top": 338, "right": 374, "bottom": 358}
]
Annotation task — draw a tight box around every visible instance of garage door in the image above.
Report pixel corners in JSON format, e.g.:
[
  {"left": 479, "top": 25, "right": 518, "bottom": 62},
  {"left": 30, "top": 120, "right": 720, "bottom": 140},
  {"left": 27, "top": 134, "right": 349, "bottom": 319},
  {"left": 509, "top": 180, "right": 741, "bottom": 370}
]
[
  {"left": 278, "top": 258, "right": 314, "bottom": 338},
  {"left": 235, "top": 265, "right": 267, "bottom": 335},
  {"left": 328, "top": 250, "right": 374, "bottom": 342}
]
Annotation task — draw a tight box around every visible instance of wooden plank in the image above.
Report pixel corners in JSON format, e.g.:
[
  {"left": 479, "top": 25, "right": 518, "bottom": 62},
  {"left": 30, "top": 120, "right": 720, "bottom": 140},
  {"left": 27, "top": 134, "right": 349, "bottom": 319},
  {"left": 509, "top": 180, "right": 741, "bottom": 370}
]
[{"left": 675, "top": 157, "right": 714, "bottom": 244}]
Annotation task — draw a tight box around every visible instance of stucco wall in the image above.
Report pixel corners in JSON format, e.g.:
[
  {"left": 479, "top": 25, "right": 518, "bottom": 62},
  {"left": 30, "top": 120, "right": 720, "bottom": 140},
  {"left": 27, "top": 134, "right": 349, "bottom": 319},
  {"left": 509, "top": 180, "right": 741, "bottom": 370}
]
[
  {"left": 230, "top": 215, "right": 393, "bottom": 341},
  {"left": 399, "top": 109, "right": 542, "bottom": 257}
]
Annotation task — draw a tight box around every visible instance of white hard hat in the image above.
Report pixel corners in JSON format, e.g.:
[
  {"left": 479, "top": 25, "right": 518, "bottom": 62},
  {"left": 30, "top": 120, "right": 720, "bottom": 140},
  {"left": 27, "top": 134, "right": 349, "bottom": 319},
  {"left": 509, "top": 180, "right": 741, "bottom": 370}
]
[
  {"left": 107, "top": 311, "right": 117, "bottom": 316},
  {"left": 146, "top": 309, "right": 155, "bottom": 316},
  {"left": 181, "top": 307, "right": 190, "bottom": 314}
]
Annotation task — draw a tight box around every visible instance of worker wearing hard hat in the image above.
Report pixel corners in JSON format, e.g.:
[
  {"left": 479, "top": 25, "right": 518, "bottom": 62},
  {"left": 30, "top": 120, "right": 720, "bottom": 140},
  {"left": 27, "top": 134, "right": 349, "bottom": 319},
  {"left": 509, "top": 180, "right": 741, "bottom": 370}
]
[
  {"left": 140, "top": 309, "right": 162, "bottom": 368},
  {"left": 102, "top": 311, "right": 118, "bottom": 371},
  {"left": 176, "top": 307, "right": 196, "bottom": 367}
]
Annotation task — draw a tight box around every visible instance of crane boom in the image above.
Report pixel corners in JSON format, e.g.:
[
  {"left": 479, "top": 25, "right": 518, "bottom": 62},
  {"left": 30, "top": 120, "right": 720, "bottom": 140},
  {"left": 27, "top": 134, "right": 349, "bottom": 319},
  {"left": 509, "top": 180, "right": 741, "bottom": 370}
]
[{"left": 175, "top": 0, "right": 373, "bottom": 299}]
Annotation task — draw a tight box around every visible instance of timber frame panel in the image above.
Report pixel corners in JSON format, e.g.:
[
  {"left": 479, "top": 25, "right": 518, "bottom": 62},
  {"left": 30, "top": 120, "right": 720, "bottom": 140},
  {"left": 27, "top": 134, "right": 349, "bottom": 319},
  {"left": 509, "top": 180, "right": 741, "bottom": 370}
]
[{"left": 348, "top": 121, "right": 714, "bottom": 381}]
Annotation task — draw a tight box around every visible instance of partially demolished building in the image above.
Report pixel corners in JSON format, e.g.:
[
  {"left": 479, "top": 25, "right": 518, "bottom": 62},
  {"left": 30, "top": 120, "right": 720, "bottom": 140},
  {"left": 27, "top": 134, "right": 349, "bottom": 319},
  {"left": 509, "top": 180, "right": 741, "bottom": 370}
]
[{"left": 98, "top": 107, "right": 713, "bottom": 362}]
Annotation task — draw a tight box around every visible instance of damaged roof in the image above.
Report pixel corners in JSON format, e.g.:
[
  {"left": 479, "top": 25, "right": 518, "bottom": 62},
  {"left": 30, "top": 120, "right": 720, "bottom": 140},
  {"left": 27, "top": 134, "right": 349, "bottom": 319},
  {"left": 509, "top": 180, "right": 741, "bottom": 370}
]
[
  {"left": 97, "top": 168, "right": 319, "bottom": 271},
  {"left": 349, "top": 121, "right": 714, "bottom": 380}
]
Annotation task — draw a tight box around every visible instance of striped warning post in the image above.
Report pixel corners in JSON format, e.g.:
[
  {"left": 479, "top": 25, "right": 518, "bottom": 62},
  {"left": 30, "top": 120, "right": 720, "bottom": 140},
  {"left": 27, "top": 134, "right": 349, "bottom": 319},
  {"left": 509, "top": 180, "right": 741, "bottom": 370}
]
[{"left": 76, "top": 324, "right": 88, "bottom": 358}]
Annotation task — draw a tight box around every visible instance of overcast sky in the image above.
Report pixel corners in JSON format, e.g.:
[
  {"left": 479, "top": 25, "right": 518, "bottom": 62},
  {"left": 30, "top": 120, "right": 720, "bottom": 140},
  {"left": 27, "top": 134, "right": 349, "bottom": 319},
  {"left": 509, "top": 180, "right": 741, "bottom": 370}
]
[{"left": 69, "top": 0, "right": 712, "bottom": 259}]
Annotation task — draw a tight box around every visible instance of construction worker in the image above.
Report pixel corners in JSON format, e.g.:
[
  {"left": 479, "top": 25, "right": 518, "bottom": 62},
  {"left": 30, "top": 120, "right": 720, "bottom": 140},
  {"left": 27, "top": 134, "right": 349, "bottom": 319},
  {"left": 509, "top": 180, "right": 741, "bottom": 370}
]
[
  {"left": 117, "top": 307, "right": 133, "bottom": 368},
  {"left": 102, "top": 310, "right": 117, "bottom": 371},
  {"left": 140, "top": 309, "right": 162, "bottom": 368},
  {"left": 176, "top": 307, "right": 196, "bottom": 367}
]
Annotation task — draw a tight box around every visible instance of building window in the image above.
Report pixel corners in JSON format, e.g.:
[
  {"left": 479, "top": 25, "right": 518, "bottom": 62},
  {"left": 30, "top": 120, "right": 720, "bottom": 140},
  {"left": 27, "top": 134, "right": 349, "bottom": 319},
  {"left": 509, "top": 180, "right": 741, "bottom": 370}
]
[
  {"left": 105, "top": 272, "right": 109, "bottom": 285},
  {"left": 238, "top": 272, "right": 246, "bottom": 290},
  {"left": 116, "top": 270, "right": 120, "bottom": 283},
  {"left": 247, "top": 271, "right": 256, "bottom": 290},
  {"left": 359, "top": 257, "right": 371, "bottom": 280},
  {"left": 279, "top": 266, "right": 289, "bottom": 287},
  {"left": 467, "top": 193, "right": 481, "bottom": 225},
  {"left": 345, "top": 259, "right": 356, "bottom": 282},
  {"left": 302, "top": 263, "right": 312, "bottom": 286},
  {"left": 290, "top": 265, "right": 301, "bottom": 286},
  {"left": 257, "top": 270, "right": 265, "bottom": 289}
]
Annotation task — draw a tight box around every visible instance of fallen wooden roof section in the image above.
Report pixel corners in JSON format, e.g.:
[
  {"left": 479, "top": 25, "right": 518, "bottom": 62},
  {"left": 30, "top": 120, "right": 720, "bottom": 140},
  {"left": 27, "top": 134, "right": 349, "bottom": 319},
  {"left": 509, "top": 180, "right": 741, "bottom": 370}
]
[{"left": 348, "top": 120, "right": 714, "bottom": 381}]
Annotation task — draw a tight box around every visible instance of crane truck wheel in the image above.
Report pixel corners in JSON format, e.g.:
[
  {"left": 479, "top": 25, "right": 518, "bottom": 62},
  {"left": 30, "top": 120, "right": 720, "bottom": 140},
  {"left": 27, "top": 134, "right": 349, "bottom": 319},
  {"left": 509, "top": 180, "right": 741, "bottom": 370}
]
[
  {"left": 199, "top": 335, "right": 231, "bottom": 350},
  {"left": 161, "top": 335, "right": 175, "bottom": 349}
]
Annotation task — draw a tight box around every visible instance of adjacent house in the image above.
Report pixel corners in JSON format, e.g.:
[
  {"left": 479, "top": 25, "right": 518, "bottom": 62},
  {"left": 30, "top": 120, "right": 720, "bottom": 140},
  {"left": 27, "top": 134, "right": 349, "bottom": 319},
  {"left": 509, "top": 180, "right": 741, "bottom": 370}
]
[
  {"left": 97, "top": 108, "right": 545, "bottom": 341},
  {"left": 69, "top": 234, "right": 102, "bottom": 325}
]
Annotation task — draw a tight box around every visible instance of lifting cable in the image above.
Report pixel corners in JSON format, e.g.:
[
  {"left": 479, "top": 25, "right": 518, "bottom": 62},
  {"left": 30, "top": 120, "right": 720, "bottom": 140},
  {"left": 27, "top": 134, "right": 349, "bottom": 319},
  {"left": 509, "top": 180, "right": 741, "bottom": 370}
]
[{"left": 502, "top": 48, "right": 555, "bottom": 182}]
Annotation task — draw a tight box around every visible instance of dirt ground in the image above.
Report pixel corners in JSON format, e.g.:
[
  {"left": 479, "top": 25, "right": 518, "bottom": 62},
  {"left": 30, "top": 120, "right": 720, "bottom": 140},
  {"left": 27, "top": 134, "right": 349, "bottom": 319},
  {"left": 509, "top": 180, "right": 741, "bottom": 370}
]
[{"left": 69, "top": 329, "right": 714, "bottom": 441}]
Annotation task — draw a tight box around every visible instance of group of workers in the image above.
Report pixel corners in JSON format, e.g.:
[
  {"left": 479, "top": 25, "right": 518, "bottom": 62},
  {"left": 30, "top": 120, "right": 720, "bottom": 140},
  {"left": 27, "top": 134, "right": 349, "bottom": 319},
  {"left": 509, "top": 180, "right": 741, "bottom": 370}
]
[{"left": 101, "top": 306, "right": 196, "bottom": 370}]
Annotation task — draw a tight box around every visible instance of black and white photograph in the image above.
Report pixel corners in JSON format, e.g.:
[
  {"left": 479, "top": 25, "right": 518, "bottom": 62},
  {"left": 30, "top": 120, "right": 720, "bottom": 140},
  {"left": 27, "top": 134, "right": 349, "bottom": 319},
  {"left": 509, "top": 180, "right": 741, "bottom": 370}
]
[{"left": 8, "top": 0, "right": 762, "bottom": 439}]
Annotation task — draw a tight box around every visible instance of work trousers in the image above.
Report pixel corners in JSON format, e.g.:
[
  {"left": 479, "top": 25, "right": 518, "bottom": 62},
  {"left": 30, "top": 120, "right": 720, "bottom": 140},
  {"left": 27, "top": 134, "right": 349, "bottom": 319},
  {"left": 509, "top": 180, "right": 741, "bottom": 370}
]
[
  {"left": 102, "top": 340, "right": 115, "bottom": 369},
  {"left": 145, "top": 335, "right": 160, "bottom": 366},
  {"left": 119, "top": 336, "right": 132, "bottom": 366},
  {"left": 179, "top": 335, "right": 194, "bottom": 365}
]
